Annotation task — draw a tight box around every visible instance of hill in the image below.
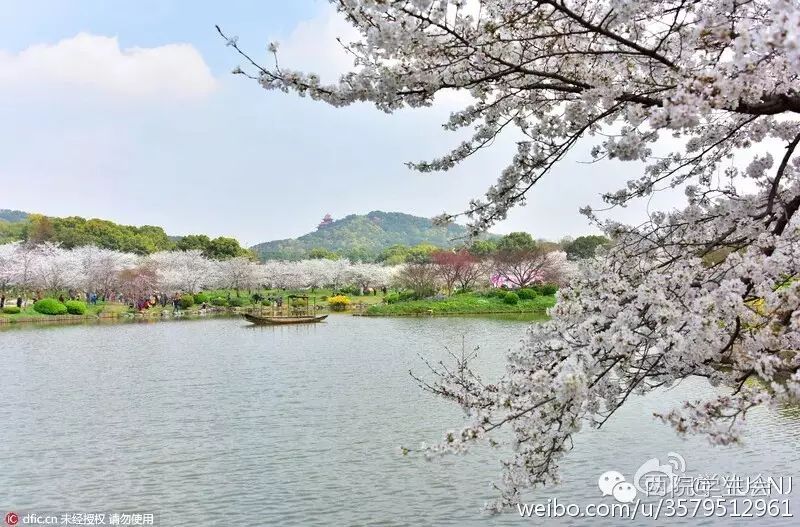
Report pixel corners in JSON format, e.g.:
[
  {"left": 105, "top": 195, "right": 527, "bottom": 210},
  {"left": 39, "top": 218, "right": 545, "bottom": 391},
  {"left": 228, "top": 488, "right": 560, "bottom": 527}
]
[
  {"left": 251, "top": 211, "right": 483, "bottom": 261},
  {"left": 0, "top": 209, "right": 29, "bottom": 223},
  {"left": 0, "top": 209, "right": 250, "bottom": 258},
  {"left": 2, "top": 208, "right": 492, "bottom": 261},
  {"left": 0, "top": 209, "right": 29, "bottom": 243}
]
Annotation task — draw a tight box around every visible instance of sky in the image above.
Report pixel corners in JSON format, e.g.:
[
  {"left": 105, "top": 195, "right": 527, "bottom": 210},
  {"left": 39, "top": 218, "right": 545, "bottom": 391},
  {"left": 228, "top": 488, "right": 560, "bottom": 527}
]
[{"left": 0, "top": 0, "right": 687, "bottom": 247}]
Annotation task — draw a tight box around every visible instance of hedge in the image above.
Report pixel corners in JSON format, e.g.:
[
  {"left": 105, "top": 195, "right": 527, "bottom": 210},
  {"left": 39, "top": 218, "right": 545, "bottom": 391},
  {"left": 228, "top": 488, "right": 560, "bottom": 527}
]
[
  {"left": 33, "top": 298, "right": 68, "bottom": 315},
  {"left": 64, "top": 300, "right": 87, "bottom": 315},
  {"left": 517, "top": 288, "right": 539, "bottom": 300},
  {"left": 532, "top": 284, "right": 558, "bottom": 296},
  {"left": 503, "top": 292, "right": 520, "bottom": 305}
]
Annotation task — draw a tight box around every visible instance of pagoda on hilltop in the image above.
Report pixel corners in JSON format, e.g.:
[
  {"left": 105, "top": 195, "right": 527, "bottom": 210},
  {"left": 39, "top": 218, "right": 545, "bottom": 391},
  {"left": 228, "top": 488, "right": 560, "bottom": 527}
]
[{"left": 317, "top": 213, "right": 334, "bottom": 229}]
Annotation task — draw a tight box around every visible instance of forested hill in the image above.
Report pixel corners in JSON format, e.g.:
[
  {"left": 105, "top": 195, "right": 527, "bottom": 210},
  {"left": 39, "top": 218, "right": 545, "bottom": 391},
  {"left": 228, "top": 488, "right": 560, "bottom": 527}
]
[
  {"left": 251, "top": 211, "right": 478, "bottom": 261},
  {"left": 0, "top": 209, "right": 29, "bottom": 223},
  {"left": 0, "top": 210, "right": 250, "bottom": 258},
  {"left": 2, "top": 208, "right": 486, "bottom": 261}
]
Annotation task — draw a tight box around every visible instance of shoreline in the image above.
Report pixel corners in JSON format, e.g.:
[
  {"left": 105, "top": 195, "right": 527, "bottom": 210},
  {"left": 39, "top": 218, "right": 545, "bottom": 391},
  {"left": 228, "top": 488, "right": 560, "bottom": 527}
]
[
  {"left": 0, "top": 308, "right": 248, "bottom": 326},
  {"left": 0, "top": 312, "right": 127, "bottom": 325},
  {"left": 0, "top": 307, "right": 550, "bottom": 328},
  {"left": 354, "top": 309, "right": 549, "bottom": 317}
]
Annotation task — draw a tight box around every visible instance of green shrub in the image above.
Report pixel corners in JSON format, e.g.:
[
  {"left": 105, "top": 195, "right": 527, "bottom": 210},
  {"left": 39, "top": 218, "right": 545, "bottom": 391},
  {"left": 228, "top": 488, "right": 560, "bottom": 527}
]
[
  {"left": 398, "top": 290, "right": 417, "bottom": 301},
  {"left": 385, "top": 292, "right": 400, "bottom": 304},
  {"left": 2, "top": 306, "right": 20, "bottom": 314},
  {"left": 64, "top": 300, "right": 87, "bottom": 315},
  {"left": 193, "top": 292, "right": 210, "bottom": 304},
  {"left": 328, "top": 295, "right": 351, "bottom": 311},
  {"left": 486, "top": 288, "right": 507, "bottom": 298},
  {"left": 227, "top": 297, "right": 245, "bottom": 307},
  {"left": 517, "top": 288, "right": 538, "bottom": 300},
  {"left": 210, "top": 296, "right": 227, "bottom": 307},
  {"left": 179, "top": 294, "right": 195, "bottom": 309},
  {"left": 534, "top": 284, "right": 558, "bottom": 296},
  {"left": 33, "top": 298, "right": 68, "bottom": 315},
  {"left": 503, "top": 292, "right": 519, "bottom": 305}
]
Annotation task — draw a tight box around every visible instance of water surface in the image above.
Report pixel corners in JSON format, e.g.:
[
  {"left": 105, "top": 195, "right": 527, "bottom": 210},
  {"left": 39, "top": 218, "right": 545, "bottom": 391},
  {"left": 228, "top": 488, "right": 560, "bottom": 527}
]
[{"left": 1, "top": 316, "right": 797, "bottom": 525}]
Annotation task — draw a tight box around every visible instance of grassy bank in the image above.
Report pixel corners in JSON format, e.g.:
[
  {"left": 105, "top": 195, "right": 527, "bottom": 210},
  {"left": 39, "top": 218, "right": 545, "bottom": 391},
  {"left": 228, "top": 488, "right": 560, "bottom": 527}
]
[
  {"left": 0, "top": 289, "right": 387, "bottom": 324},
  {"left": 0, "top": 289, "right": 553, "bottom": 323},
  {"left": 364, "top": 292, "right": 556, "bottom": 316},
  {"left": 201, "top": 288, "right": 386, "bottom": 308},
  {"left": 0, "top": 302, "right": 130, "bottom": 323}
]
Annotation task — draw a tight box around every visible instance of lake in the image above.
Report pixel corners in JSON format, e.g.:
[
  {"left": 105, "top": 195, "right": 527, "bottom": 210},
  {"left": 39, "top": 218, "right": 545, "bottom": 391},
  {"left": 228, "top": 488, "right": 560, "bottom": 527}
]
[{"left": 1, "top": 316, "right": 797, "bottom": 526}]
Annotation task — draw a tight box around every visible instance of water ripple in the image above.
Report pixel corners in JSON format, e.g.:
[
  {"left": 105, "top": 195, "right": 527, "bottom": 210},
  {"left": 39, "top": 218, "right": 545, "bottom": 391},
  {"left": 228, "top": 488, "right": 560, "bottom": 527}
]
[{"left": 1, "top": 316, "right": 797, "bottom": 526}]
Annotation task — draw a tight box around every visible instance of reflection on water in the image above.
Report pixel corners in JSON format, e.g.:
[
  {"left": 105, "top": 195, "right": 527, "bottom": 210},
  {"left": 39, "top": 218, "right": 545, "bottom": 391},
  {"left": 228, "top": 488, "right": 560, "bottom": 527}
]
[{"left": 0, "top": 316, "right": 797, "bottom": 526}]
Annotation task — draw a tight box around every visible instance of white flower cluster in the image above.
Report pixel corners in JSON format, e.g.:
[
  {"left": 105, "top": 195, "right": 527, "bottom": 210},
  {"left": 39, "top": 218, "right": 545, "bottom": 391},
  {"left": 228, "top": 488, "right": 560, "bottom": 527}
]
[
  {"left": 221, "top": 0, "right": 800, "bottom": 509},
  {"left": 417, "top": 177, "right": 800, "bottom": 507},
  {"left": 0, "top": 243, "right": 398, "bottom": 294},
  {"left": 225, "top": 0, "right": 800, "bottom": 230}
]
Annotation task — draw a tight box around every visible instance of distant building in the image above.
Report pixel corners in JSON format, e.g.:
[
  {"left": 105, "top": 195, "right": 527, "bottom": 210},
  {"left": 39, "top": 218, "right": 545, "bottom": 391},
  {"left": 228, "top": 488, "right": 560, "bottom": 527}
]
[{"left": 318, "top": 213, "right": 334, "bottom": 229}]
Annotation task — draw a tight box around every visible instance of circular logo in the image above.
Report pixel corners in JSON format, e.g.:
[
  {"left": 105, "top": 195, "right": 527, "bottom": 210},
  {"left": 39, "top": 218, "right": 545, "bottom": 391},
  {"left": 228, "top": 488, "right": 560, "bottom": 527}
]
[{"left": 4, "top": 512, "right": 18, "bottom": 526}]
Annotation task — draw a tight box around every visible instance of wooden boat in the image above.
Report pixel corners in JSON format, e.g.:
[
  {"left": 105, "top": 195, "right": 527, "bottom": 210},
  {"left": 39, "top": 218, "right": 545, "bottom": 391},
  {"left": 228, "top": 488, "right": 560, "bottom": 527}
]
[{"left": 243, "top": 313, "right": 328, "bottom": 325}]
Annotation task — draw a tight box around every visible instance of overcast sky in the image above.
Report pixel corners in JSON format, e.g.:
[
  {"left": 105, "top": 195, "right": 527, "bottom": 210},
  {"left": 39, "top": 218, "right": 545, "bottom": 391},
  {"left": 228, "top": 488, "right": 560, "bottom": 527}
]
[{"left": 0, "top": 0, "right": 687, "bottom": 246}]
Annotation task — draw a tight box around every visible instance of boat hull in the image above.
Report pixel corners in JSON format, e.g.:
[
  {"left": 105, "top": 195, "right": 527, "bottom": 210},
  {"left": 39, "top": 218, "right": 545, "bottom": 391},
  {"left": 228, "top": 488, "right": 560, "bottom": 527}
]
[{"left": 243, "top": 313, "right": 328, "bottom": 325}]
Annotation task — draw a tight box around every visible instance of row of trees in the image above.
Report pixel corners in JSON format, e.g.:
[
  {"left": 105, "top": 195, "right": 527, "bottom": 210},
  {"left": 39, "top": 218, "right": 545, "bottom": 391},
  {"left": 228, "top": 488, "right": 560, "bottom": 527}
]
[
  {"left": 0, "top": 242, "right": 400, "bottom": 298},
  {"left": 0, "top": 240, "right": 574, "bottom": 300},
  {"left": 397, "top": 245, "right": 570, "bottom": 298},
  {"left": 306, "top": 233, "right": 609, "bottom": 264},
  {"left": 1, "top": 214, "right": 251, "bottom": 258},
  {"left": 1, "top": 213, "right": 606, "bottom": 265}
]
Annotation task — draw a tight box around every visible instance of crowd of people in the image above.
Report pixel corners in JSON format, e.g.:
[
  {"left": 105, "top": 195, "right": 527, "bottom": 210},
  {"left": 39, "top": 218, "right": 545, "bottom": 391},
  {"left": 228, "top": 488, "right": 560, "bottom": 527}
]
[{"left": 133, "top": 292, "right": 203, "bottom": 312}]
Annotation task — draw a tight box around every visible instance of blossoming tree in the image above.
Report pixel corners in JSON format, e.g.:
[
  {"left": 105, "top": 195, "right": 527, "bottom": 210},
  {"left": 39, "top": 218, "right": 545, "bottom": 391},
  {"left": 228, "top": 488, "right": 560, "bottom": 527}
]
[
  {"left": 0, "top": 242, "right": 20, "bottom": 293},
  {"left": 431, "top": 249, "right": 488, "bottom": 294},
  {"left": 70, "top": 245, "right": 137, "bottom": 294},
  {"left": 147, "top": 250, "right": 218, "bottom": 293},
  {"left": 29, "top": 243, "right": 82, "bottom": 293},
  {"left": 216, "top": 256, "right": 261, "bottom": 295},
  {"left": 493, "top": 247, "right": 567, "bottom": 287},
  {"left": 0, "top": 243, "right": 412, "bottom": 300},
  {"left": 222, "top": 0, "right": 800, "bottom": 507}
]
